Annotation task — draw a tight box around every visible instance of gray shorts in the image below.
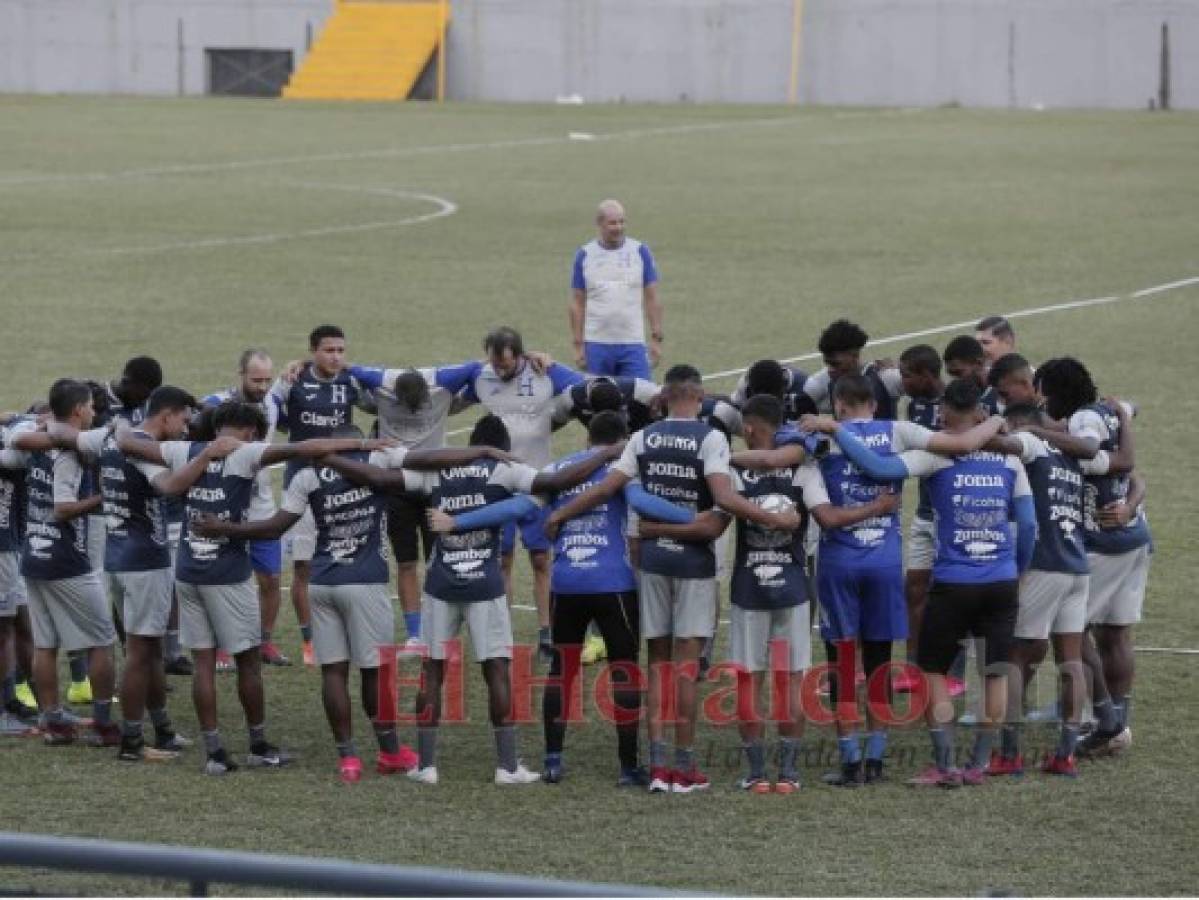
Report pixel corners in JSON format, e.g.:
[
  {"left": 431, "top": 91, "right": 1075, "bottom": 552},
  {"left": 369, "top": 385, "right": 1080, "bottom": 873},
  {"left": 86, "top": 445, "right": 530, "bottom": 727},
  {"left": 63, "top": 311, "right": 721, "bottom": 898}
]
[
  {"left": 176, "top": 579, "right": 260, "bottom": 655},
  {"left": 25, "top": 573, "right": 115, "bottom": 652},
  {"left": 87, "top": 514, "right": 106, "bottom": 573},
  {"left": 1015, "top": 570, "right": 1088, "bottom": 639},
  {"left": 285, "top": 507, "right": 317, "bottom": 562},
  {"left": 0, "top": 552, "right": 27, "bottom": 617},
  {"left": 1087, "top": 546, "right": 1150, "bottom": 626},
  {"left": 729, "top": 604, "right": 811, "bottom": 673},
  {"left": 310, "top": 582, "right": 394, "bottom": 669},
  {"left": 421, "top": 594, "right": 512, "bottom": 661},
  {"left": 107, "top": 568, "right": 173, "bottom": 638},
  {"left": 639, "top": 573, "right": 718, "bottom": 640},
  {"left": 905, "top": 516, "right": 936, "bottom": 572}
]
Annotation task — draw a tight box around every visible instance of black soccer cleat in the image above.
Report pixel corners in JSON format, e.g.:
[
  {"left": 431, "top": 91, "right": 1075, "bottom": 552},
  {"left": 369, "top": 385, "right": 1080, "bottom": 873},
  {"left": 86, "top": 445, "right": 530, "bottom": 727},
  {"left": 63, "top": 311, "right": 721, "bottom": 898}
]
[
  {"left": 864, "top": 759, "right": 886, "bottom": 784},
  {"left": 822, "top": 760, "right": 864, "bottom": 787}
]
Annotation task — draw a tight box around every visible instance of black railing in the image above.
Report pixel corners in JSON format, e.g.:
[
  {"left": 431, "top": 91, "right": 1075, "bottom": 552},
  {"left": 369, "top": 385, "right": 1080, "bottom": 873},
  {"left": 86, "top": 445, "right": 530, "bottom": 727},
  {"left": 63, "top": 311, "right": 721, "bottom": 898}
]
[{"left": 0, "top": 831, "right": 688, "bottom": 897}]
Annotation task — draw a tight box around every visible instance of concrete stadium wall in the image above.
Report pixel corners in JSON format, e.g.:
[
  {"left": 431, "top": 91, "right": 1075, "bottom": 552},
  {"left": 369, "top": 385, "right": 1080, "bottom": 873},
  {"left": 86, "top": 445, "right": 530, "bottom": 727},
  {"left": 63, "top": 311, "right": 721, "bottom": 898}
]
[{"left": 0, "top": 0, "right": 1196, "bottom": 108}]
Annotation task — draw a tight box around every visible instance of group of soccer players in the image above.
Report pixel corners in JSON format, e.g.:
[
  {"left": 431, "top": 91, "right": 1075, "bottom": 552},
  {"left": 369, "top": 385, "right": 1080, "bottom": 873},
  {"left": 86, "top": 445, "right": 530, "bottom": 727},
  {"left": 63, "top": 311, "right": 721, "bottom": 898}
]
[{"left": 0, "top": 309, "right": 1148, "bottom": 793}]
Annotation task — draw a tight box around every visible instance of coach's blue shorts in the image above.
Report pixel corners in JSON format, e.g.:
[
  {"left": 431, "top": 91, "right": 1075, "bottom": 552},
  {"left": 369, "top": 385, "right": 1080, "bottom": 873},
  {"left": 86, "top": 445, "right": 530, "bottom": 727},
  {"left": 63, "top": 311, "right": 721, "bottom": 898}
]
[
  {"left": 501, "top": 506, "right": 552, "bottom": 555},
  {"left": 250, "top": 539, "right": 283, "bottom": 576},
  {"left": 817, "top": 561, "right": 907, "bottom": 642},
  {"left": 584, "top": 342, "right": 652, "bottom": 380}
]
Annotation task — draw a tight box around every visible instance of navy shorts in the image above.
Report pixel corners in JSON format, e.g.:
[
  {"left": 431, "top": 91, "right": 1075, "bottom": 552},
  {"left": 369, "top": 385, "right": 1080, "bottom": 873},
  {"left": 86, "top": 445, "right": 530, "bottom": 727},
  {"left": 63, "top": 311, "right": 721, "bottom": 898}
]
[
  {"left": 250, "top": 539, "right": 282, "bottom": 577},
  {"left": 501, "top": 506, "right": 552, "bottom": 555},
  {"left": 584, "top": 342, "right": 651, "bottom": 379},
  {"left": 817, "top": 561, "right": 907, "bottom": 642}
]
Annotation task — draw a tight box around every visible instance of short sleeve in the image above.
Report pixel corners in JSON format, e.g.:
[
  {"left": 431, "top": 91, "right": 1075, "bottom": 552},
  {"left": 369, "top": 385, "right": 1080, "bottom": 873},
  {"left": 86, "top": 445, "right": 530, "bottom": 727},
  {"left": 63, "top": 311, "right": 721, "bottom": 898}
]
[
  {"left": 282, "top": 469, "right": 319, "bottom": 515},
  {"left": 132, "top": 458, "right": 170, "bottom": 485},
  {"left": 795, "top": 462, "right": 831, "bottom": 508},
  {"left": 729, "top": 374, "right": 750, "bottom": 407},
  {"left": 880, "top": 367, "right": 904, "bottom": 399},
  {"left": 52, "top": 453, "right": 84, "bottom": 504},
  {"left": 368, "top": 447, "right": 409, "bottom": 469},
  {"left": 1013, "top": 432, "right": 1045, "bottom": 465},
  {"left": 898, "top": 449, "right": 950, "bottom": 478},
  {"left": 699, "top": 430, "right": 731, "bottom": 477},
  {"left": 571, "top": 247, "right": 587, "bottom": 291},
  {"left": 639, "top": 243, "right": 659, "bottom": 284},
  {"left": 1007, "top": 456, "right": 1032, "bottom": 499},
  {"left": 1080, "top": 450, "right": 1111, "bottom": 476},
  {"left": 631, "top": 378, "right": 659, "bottom": 405},
  {"left": 891, "top": 421, "right": 932, "bottom": 452},
  {"left": 491, "top": 462, "right": 539, "bottom": 495},
  {"left": 75, "top": 427, "right": 110, "bottom": 458},
  {"left": 729, "top": 468, "right": 745, "bottom": 493},
  {"left": 1068, "top": 409, "right": 1107, "bottom": 444},
  {"left": 612, "top": 432, "right": 643, "bottom": 479},
  {"left": 225, "top": 442, "right": 269, "bottom": 478},
  {"left": 160, "top": 441, "right": 192, "bottom": 471}
]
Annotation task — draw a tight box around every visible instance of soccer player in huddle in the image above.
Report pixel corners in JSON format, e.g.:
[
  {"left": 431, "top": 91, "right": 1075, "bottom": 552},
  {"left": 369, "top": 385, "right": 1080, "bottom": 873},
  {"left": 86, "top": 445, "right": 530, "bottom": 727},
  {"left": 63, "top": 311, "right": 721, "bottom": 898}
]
[
  {"left": 1035, "top": 358, "right": 1149, "bottom": 757},
  {"left": 730, "top": 359, "right": 815, "bottom": 421},
  {"left": 986, "top": 353, "right": 1038, "bottom": 410},
  {"left": 826, "top": 378, "right": 1036, "bottom": 787},
  {"left": 800, "top": 375, "right": 1004, "bottom": 784},
  {"left": 803, "top": 319, "right": 903, "bottom": 419},
  {"left": 271, "top": 325, "right": 374, "bottom": 666},
  {"left": 943, "top": 335, "right": 1002, "bottom": 413},
  {"left": 320, "top": 415, "right": 618, "bottom": 785},
  {"left": 547, "top": 365, "right": 800, "bottom": 793},
  {"left": 975, "top": 316, "right": 1018, "bottom": 367},
  {"left": 202, "top": 350, "right": 289, "bottom": 667},
  {"left": 2, "top": 380, "right": 118, "bottom": 747}
]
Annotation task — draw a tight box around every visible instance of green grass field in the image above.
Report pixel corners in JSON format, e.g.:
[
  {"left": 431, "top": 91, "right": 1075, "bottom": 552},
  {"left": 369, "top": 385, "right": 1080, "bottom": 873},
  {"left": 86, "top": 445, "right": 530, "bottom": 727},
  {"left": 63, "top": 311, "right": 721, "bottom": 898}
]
[{"left": 1, "top": 97, "right": 1198, "bottom": 896}]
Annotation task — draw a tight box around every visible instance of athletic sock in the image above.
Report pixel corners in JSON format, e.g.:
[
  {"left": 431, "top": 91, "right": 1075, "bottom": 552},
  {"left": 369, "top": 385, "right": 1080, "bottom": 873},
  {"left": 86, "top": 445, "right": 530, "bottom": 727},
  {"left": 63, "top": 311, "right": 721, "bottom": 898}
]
[
  {"left": 537, "top": 626, "right": 552, "bottom": 648},
  {"left": 649, "top": 740, "right": 667, "bottom": 769},
  {"left": 545, "top": 750, "right": 563, "bottom": 770},
  {"left": 778, "top": 738, "right": 800, "bottom": 780},
  {"left": 417, "top": 726, "right": 438, "bottom": 769},
  {"left": 202, "top": 729, "right": 223, "bottom": 755},
  {"left": 1058, "top": 723, "right": 1080, "bottom": 758},
  {"left": 260, "top": 629, "right": 272, "bottom": 645},
  {"left": 1116, "top": 694, "right": 1132, "bottom": 729},
  {"left": 164, "top": 629, "right": 182, "bottom": 660},
  {"left": 1094, "top": 697, "right": 1119, "bottom": 732},
  {"left": 743, "top": 740, "right": 766, "bottom": 780},
  {"left": 674, "top": 746, "right": 696, "bottom": 772},
  {"left": 1001, "top": 723, "right": 1020, "bottom": 758},
  {"left": 92, "top": 699, "right": 112, "bottom": 727},
  {"left": 493, "top": 725, "right": 518, "bottom": 773},
  {"left": 403, "top": 612, "right": 421, "bottom": 641},
  {"left": 121, "top": 719, "right": 143, "bottom": 740},
  {"left": 929, "top": 727, "right": 954, "bottom": 771},
  {"left": 248, "top": 722, "right": 267, "bottom": 746},
  {"left": 372, "top": 721, "right": 399, "bottom": 754},
  {"left": 68, "top": 651, "right": 87, "bottom": 683},
  {"left": 1, "top": 674, "right": 15, "bottom": 706},
  {"left": 336, "top": 740, "right": 358, "bottom": 759},
  {"left": 149, "top": 707, "right": 172, "bottom": 733},
  {"left": 970, "top": 727, "right": 996, "bottom": 769},
  {"left": 299, "top": 624, "right": 313, "bottom": 643},
  {"left": 837, "top": 734, "right": 862, "bottom": 765},
  {"left": 865, "top": 731, "right": 887, "bottom": 762}
]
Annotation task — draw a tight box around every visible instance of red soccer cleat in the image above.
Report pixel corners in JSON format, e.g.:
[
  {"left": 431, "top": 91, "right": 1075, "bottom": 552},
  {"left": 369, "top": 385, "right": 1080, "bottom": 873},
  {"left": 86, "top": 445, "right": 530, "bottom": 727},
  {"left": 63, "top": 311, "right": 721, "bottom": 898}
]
[
  {"left": 377, "top": 745, "right": 419, "bottom": 774},
  {"left": 1041, "top": 754, "right": 1079, "bottom": 777},
  {"left": 960, "top": 766, "right": 986, "bottom": 786},
  {"left": 302, "top": 641, "right": 316, "bottom": 667},
  {"left": 984, "top": 752, "right": 1025, "bottom": 777},
  {"left": 260, "top": 642, "right": 292, "bottom": 667},
  {"left": 338, "top": 756, "right": 363, "bottom": 784},
  {"left": 671, "top": 766, "right": 711, "bottom": 794},
  {"left": 906, "top": 765, "right": 961, "bottom": 788},
  {"left": 648, "top": 766, "right": 672, "bottom": 793}
]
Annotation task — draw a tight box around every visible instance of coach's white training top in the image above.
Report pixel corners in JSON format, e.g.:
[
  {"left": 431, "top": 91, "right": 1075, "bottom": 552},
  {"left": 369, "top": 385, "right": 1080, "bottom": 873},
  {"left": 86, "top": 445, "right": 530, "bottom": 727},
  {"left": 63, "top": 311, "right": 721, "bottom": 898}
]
[{"left": 572, "top": 238, "right": 659, "bottom": 345}]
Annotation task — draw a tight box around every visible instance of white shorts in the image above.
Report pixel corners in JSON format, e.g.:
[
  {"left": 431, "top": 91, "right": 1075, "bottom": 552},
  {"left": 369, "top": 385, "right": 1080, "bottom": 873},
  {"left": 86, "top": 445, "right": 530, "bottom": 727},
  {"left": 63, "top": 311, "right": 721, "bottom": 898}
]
[
  {"left": 1087, "top": 546, "right": 1150, "bottom": 626},
  {"left": 107, "top": 568, "right": 173, "bottom": 637},
  {"left": 422, "top": 594, "right": 512, "bottom": 661},
  {"left": 639, "top": 573, "right": 718, "bottom": 640},
  {"left": 0, "top": 551, "right": 28, "bottom": 617},
  {"left": 176, "top": 579, "right": 260, "bottom": 654},
  {"left": 25, "top": 573, "right": 116, "bottom": 652},
  {"left": 905, "top": 516, "right": 936, "bottom": 572},
  {"left": 1015, "top": 570, "right": 1088, "bottom": 640},
  {"left": 285, "top": 507, "right": 317, "bottom": 563},
  {"left": 729, "top": 604, "right": 811, "bottom": 673}
]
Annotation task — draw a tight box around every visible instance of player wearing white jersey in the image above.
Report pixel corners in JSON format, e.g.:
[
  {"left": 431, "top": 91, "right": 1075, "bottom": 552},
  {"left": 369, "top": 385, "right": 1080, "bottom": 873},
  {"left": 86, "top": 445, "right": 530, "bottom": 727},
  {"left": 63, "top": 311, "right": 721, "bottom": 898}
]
[
  {"left": 570, "top": 199, "right": 663, "bottom": 379},
  {"left": 441, "top": 328, "right": 586, "bottom": 656}
]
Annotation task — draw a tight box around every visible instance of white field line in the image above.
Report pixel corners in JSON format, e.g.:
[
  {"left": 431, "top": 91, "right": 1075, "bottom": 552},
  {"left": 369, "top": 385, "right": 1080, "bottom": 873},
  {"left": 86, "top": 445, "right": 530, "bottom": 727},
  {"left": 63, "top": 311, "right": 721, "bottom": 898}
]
[
  {"left": 0, "top": 108, "right": 920, "bottom": 188},
  {"left": 442, "top": 273, "right": 1198, "bottom": 438},
  {"left": 3, "top": 185, "right": 457, "bottom": 261}
]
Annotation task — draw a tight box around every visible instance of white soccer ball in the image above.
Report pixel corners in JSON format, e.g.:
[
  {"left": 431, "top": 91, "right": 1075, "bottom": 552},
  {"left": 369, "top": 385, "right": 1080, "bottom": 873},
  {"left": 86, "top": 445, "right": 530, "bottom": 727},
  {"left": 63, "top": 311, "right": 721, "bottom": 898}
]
[{"left": 757, "top": 493, "right": 796, "bottom": 515}]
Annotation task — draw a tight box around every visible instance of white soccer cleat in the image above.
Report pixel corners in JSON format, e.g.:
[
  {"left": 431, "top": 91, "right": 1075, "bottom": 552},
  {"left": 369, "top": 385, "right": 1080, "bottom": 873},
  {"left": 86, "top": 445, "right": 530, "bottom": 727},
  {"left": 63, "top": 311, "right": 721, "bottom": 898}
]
[
  {"left": 494, "top": 763, "right": 541, "bottom": 785},
  {"left": 407, "top": 765, "right": 439, "bottom": 785},
  {"left": 1107, "top": 727, "right": 1133, "bottom": 753}
]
